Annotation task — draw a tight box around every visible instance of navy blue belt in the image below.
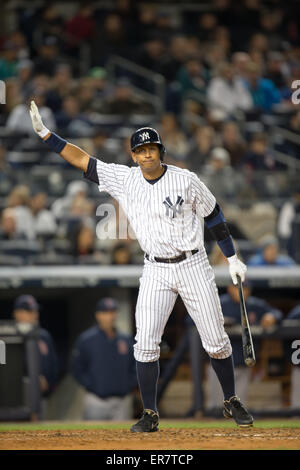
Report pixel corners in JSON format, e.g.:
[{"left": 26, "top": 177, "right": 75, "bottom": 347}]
[{"left": 145, "top": 249, "right": 199, "bottom": 264}]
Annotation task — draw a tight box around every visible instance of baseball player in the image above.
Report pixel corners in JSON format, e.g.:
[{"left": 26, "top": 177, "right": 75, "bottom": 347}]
[{"left": 29, "top": 100, "right": 253, "bottom": 431}]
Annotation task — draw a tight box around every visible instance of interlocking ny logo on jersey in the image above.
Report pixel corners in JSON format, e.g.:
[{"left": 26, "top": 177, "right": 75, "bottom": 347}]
[
  {"left": 163, "top": 196, "right": 184, "bottom": 218},
  {"left": 140, "top": 132, "right": 150, "bottom": 142}
]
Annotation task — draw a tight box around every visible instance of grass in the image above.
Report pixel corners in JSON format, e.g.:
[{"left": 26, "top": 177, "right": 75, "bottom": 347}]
[{"left": 0, "top": 420, "right": 300, "bottom": 432}]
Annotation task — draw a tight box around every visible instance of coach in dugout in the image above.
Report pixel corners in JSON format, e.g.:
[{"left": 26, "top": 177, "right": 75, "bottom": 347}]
[
  {"left": 71, "top": 297, "right": 137, "bottom": 420},
  {"left": 13, "top": 295, "right": 58, "bottom": 399}
]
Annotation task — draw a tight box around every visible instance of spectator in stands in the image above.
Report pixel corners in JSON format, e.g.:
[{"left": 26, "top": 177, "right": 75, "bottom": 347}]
[
  {"left": 2, "top": 77, "right": 22, "bottom": 115},
  {"left": 13, "top": 294, "right": 58, "bottom": 399},
  {"left": 207, "top": 61, "right": 253, "bottom": 117},
  {"left": 265, "top": 51, "right": 287, "bottom": 91},
  {"left": 176, "top": 57, "right": 209, "bottom": 102},
  {"left": 71, "top": 297, "right": 136, "bottom": 420},
  {"left": 0, "top": 142, "right": 15, "bottom": 195},
  {"left": 71, "top": 220, "right": 105, "bottom": 264},
  {"left": 6, "top": 91, "right": 56, "bottom": 135},
  {"left": 77, "top": 77, "right": 99, "bottom": 113},
  {"left": 112, "top": 242, "right": 132, "bottom": 265},
  {"left": 288, "top": 111, "right": 300, "bottom": 150},
  {"left": 45, "top": 64, "right": 75, "bottom": 113},
  {"left": 117, "top": 136, "right": 135, "bottom": 166},
  {"left": 258, "top": 10, "right": 283, "bottom": 51},
  {"left": 16, "top": 59, "right": 34, "bottom": 99},
  {"left": 0, "top": 208, "right": 21, "bottom": 240},
  {"left": 277, "top": 184, "right": 300, "bottom": 261},
  {"left": 33, "top": 5, "right": 65, "bottom": 46},
  {"left": 221, "top": 121, "right": 247, "bottom": 168},
  {"left": 186, "top": 125, "right": 216, "bottom": 172},
  {"left": 286, "top": 305, "right": 300, "bottom": 410},
  {"left": 65, "top": 3, "right": 95, "bottom": 57},
  {"left": 0, "top": 40, "right": 19, "bottom": 80},
  {"left": 30, "top": 191, "right": 57, "bottom": 239},
  {"left": 201, "top": 147, "right": 242, "bottom": 201},
  {"left": 159, "top": 113, "right": 189, "bottom": 162},
  {"left": 91, "top": 128, "right": 115, "bottom": 164},
  {"left": 153, "top": 12, "right": 177, "bottom": 44},
  {"left": 70, "top": 193, "right": 94, "bottom": 218},
  {"left": 213, "top": 25, "right": 231, "bottom": 56},
  {"left": 6, "top": 185, "right": 35, "bottom": 240},
  {"left": 197, "top": 12, "right": 219, "bottom": 42},
  {"left": 51, "top": 180, "right": 89, "bottom": 218},
  {"left": 231, "top": 52, "right": 251, "bottom": 80},
  {"left": 165, "top": 36, "right": 190, "bottom": 82},
  {"left": 203, "top": 43, "right": 227, "bottom": 73},
  {"left": 88, "top": 67, "right": 111, "bottom": 111},
  {"left": 242, "top": 132, "right": 276, "bottom": 171},
  {"left": 244, "top": 61, "right": 281, "bottom": 113},
  {"left": 101, "top": 78, "right": 155, "bottom": 115},
  {"left": 207, "top": 281, "right": 282, "bottom": 409},
  {"left": 135, "top": 4, "right": 157, "bottom": 43},
  {"left": 74, "top": 222, "right": 95, "bottom": 257},
  {"left": 248, "top": 235, "right": 296, "bottom": 266},
  {"left": 136, "top": 37, "right": 167, "bottom": 76},
  {"left": 248, "top": 33, "right": 269, "bottom": 59},
  {"left": 33, "top": 36, "right": 61, "bottom": 77},
  {"left": 55, "top": 94, "right": 93, "bottom": 137},
  {"left": 92, "top": 13, "right": 128, "bottom": 65}
]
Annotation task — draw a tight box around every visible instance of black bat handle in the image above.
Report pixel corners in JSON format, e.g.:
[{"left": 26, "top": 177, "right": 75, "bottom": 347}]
[{"left": 236, "top": 275, "right": 256, "bottom": 367}]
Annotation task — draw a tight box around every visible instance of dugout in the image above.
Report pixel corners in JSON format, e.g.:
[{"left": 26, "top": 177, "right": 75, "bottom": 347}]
[
  {"left": 0, "top": 266, "right": 299, "bottom": 419},
  {"left": 0, "top": 321, "right": 41, "bottom": 421}
]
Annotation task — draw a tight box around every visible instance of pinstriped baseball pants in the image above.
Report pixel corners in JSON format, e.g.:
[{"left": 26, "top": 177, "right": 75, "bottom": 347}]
[{"left": 134, "top": 248, "right": 232, "bottom": 362}]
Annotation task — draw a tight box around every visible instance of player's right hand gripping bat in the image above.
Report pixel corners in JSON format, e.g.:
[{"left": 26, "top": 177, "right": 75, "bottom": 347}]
[{"left": 236, "top": 275, "right": 256, "bottom": 367}]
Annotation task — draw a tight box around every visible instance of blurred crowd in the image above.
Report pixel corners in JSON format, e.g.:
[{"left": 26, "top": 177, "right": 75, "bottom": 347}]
[{"left": 0, "top": 0, "right": 300, "bottom": 265}]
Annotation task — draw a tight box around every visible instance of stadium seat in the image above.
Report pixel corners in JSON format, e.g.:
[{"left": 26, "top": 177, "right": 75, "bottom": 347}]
[
  {"left": 0, "top": 254, "right": 24, "bottom": 266},
  {"left": 0, "top": 240, "right": 42, "bottom": 258},
  {"left": 31, "top": 253, "right": 75, "bottom": 265}
]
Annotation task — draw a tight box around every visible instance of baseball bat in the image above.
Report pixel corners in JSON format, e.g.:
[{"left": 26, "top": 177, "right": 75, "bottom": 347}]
[{"left": 236, "top": 275, "right": 256, "bottom": 367}]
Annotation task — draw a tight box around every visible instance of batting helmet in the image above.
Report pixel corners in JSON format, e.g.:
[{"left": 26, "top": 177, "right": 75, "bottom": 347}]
[{"left": 130, "top": 127, "right": 166, "bottom": 160}]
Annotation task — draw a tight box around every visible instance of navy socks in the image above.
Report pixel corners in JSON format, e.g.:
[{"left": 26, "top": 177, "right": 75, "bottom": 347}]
[
  {"left": 210, "top": 355, "right": 235, "bottom": 401},
  {"left": 136, "top": 360, "right": 159, "bottom": 413}
]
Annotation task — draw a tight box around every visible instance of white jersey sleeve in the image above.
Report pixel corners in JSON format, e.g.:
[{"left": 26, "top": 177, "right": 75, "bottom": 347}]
[
  {"left": 190, "top": 172, "right": 216, "bottom": 218},
  {"left": 95, "top": 159, "right": 130, "bottom": 200}
]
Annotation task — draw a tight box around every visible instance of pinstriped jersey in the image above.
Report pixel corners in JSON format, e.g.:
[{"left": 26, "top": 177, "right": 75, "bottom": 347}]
[{"left": 94, "top": 160, "right": 216, "bottom": 258}]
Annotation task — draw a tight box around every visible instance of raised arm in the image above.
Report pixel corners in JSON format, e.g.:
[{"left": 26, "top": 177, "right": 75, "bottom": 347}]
[{"left": 29, "top": 100, "right": 89, "bottom": 172}]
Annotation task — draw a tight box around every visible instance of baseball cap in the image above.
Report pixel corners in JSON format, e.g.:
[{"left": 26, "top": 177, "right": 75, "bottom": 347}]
[
  {"left": 210, "top": 147, "right": 230, "bottom": 163},
  {"left": 95, "top": 298, "right": 118, "bottom": 313},
  {"left": 13, "top": 295, "right": 39, "bottom": 312},
  {"left": 88, "top": 67, "right": 107, "bottom": 79}
]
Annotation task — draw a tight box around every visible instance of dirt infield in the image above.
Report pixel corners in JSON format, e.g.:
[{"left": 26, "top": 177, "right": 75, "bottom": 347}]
[{"left": 1, "top": 424, "right": 300, "bottom": 450}]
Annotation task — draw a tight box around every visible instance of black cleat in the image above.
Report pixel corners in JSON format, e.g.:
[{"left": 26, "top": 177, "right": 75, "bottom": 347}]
[
  {"left": 130, "top": 409, "right": 159, "bottom": 433},
  {"left": 223, "top": 396, "right": 254, "bottom": 428}
]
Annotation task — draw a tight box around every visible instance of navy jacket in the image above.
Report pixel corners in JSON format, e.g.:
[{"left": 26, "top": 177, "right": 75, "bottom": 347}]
[
  {"left": 71, "top": 326, "right": 137, "bottom": 398},
  {"left": 36, "top": 327, "right": 59, "bottom": 395},
  {"left": 220, "top": 294, "right": 282, "bottom": 366}
]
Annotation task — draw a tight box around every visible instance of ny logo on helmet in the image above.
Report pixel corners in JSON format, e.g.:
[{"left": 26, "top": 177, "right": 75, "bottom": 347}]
[
  {"left": 163, "top": 196, "right": 184, "bottom": 219},
  {"left": 140, "top": 132, "right": 150, "bottom": 142}
]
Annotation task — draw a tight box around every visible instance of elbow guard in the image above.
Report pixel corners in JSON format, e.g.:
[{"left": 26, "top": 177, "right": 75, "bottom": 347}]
[{"left": 204, "top": 203, "right": 235, "bottom": 257}]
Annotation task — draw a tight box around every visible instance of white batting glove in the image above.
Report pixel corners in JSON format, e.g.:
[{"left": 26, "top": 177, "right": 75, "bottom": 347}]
[
  {"left": 29, "top": 100, "right": 50, "bottom": 138},
  {"left": 227, "top": 254, "right": 247, "bottom": 285}
]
